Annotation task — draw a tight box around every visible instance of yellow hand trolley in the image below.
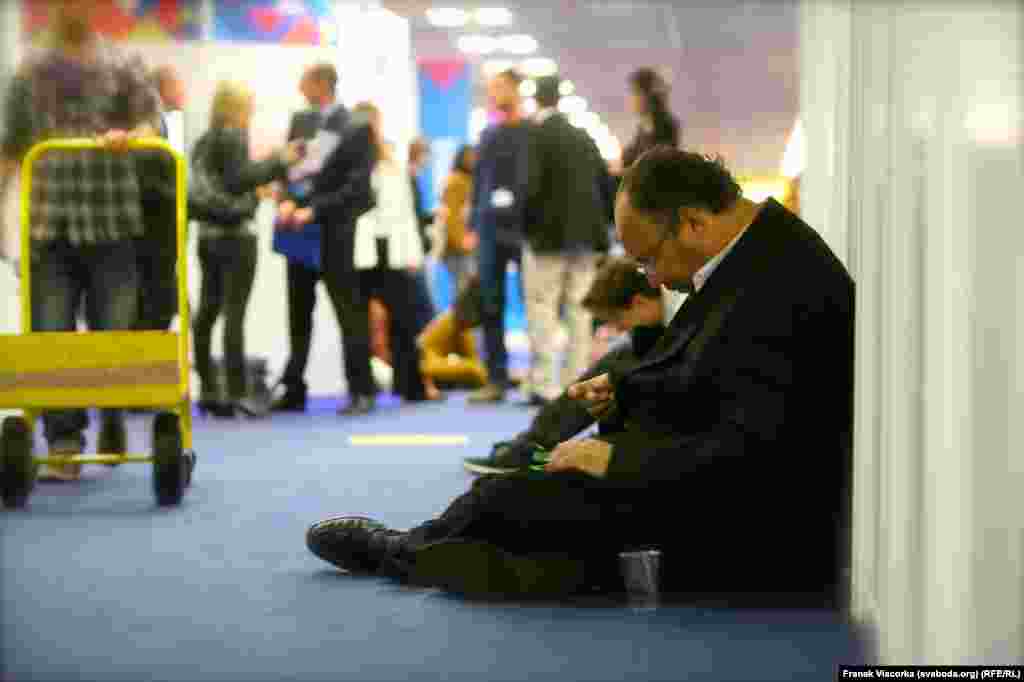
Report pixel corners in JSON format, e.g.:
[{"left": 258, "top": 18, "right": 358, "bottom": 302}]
[{"left": 0, "top": 137, "right": 195, "bottom": 509}]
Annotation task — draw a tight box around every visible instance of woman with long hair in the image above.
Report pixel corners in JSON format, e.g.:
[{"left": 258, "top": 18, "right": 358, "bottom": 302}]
[
  {"left": 351, "top": 101, "right": 432, "bottom": 403},
  {"left": 192, "top": 80, "right": 303, "bottom": 417},
  {"left": 438, "top": 144, "right": 477, "bottom": 295},
  {"left": 620, "top": 67, "right": 681, "bottom": 171}
]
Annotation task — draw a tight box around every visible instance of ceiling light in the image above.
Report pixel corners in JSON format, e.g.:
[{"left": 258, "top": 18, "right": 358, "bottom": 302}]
[
  {"left": 457, "top": 35, "right": 499, "bottom": 54},
  {"left": 557, "top": 95, "right": 587, "bottom": 115},
  {"left": 427, "top": 8, "right": 469, "bottom": 27},
  {"left": 520, "top": 58, "right": 557, "bottom": 78},
  {"left": 558, "top": 80, "right": 574, "bottom": 96},
  {"left": 475, "top": 8, "right": 513, "bottom": 26},
  {"left": 499, "top": 34, "right": 538, "bottom": 55},
  {"left": 519, "top": 80, "right": 537, "bottom": 97}
]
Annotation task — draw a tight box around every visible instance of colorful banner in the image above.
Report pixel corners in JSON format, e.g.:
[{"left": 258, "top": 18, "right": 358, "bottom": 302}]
[
  {"left": 22, "top": 0, "right": 202, "bottom": 43},
  {"left": 213, "top": 0, "right": 336, "bottom": 46},
  {"left": 417, "top": 59, "right": 472, "bottom": 213}
]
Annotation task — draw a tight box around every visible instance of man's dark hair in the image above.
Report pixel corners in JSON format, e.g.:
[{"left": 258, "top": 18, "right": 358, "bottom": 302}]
[
  {"left": 582, "top": 256, "right": 660, "bottom": 315},
  {"left": 620, "top": 146, "right": 742, "bottom": 227},
  {"left": 534, "top": 75, "right": 560, "bottom": 108},
  {"left": 497, "top": 68, "right": 524, "bottom": 87},
  {"left": 307, "top": 62, "right": 338, "bottom": 94},
  {"left": 452, "top": 144, "right": 474, "bottom": 174}
]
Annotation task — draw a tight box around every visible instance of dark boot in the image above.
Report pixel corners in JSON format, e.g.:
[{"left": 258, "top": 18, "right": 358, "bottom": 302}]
[
  {"left": 98, "top": 414, "right": 127, "bottom": 467},
  {"left": 271, "top": 383, "right": 307, "bottom": 412},
  {"left": 338, "top": 395, "right": 375, "bottom": 416}
]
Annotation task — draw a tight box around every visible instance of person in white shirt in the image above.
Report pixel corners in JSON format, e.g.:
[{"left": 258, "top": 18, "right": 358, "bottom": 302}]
[{"left": 350, "top": 102, "right": 430, "bottom": 403}]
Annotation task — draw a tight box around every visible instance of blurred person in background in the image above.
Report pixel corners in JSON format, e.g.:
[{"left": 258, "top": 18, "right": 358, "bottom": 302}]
[
  {"left": 463, "top": 255, "right": 685, "bottom": 474},
  {"left": 520, "top": 74, "right": 612, "bottom": 406},
  {"left": 620, "top": 67, "right": 680, "bottom": 172},
  {"left": 0, "top": 1, "right": 160, "bottom": 480},
  {"left": 135, "top": 65, "right": 187, "bottom": 336},
  {"left": 404, "top": 136, "right": 437, "bottom": 340},
  {"left": 271, "top": 67, "right": 332, "bottom": 413},
  {"left": 279, "top": 63, "right": 379, "bottom": 417},
  {"left": 438, "top": 144, "right": 477, "bottom": 295},
  {"left": 191, "top": 80, "right": 303, "bottom": 418},
  {"left": 348, "top": 103, "right": 429, "bottom": 404},
  {"left": 466, "top": 68, "right": 532, "bottom": 404},
  {"left": 417, "top": 274, "right": 488, "bottom": 398}
]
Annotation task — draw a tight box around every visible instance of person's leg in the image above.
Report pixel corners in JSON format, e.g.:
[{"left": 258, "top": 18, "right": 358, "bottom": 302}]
[
  {"left": 135, "top": 232, "right": 177, "bottom": 332},
  {"left": 379, "top": 269, "right": 428, "bottom": 402},
  {"left": 521, "top": 247, "right": 565, "bottom": 402},
  {"left": 84, "top": 239, "right": 139, "bottom": 451},
  {"left": 321, "top": 228, "right": 376, "bottom": 411},
  {"left": 192, "top": 238, "right": 227, "bottom": 403},
  {"left": 307, "top": 472, "right": 627, "bottom": 596},
  {"left": 30, "top": 240, "right": 88, "bottom": 468},
  {"left": 562, "top": 252, "right": 600, "bottom": 390},
  {"left": 470, "top": 241, "right": 510, "bottom": 401},
  {"left": 278, "top": 260, "right": 319, "bottom": 402},
  {"left": 220, "top": 236, "right": 258, "bottom": 402}
]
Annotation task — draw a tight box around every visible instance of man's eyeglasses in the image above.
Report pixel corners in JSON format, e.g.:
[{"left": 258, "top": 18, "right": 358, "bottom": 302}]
[{"left": 635, "top": 234, "right": 668, "bottom": 274}]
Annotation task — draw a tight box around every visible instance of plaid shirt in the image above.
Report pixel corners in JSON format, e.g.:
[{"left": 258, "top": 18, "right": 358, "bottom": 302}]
[{"left": 1, "top": 40, "right": 160, "bottom": 245}]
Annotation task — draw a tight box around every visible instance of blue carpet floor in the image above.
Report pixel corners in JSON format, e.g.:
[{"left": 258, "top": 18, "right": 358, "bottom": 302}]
[{"left": 1, "top": 393, "right": 869, "bottom": 681}]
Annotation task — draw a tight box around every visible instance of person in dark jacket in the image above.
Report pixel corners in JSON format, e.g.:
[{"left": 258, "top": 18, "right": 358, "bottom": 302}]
[
  {"left": 192, "top": 80, "right": 303, "bottom": 417},
  {"left": 463, "top": 256, "right": 685, "bottom": 474},
  {"left": 279, "top": 63, "right": 379, "bottom": 416},
  {"left": 271, "top": 67, "right": 334, "bottom": 413},
  {"left": 520, "top": 74, "right": 613, "bottom": 405},
  {"left": 465, "top": 68, "right": 532, "bottom": 404},
  {"left": 304, "top": 147, "right": 855, "bottom": 608},
  {"left": 620, "top": 67, "right": 680, "bottom": 172},
  {"left": 135, "top": 65, "right": 186, "bottom": 334}
]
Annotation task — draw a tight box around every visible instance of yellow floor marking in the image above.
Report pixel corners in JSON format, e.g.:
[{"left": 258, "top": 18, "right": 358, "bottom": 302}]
[{"left": 348, "top": 434, "right": 469, "bottom": 447}]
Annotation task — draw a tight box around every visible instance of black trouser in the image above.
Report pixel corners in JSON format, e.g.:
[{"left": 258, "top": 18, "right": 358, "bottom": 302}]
[
  {"left": 279, "top": 260, "right": 321, "bottom": 394},
  {"left": 405, "top": 472, "right": 637, "bottom": 590},
  {"left": 359, "top": 239, "right": 428, "bottom": 401},
  {"left": 321, "top": 224, "right": 375, "bottom": 398},
  {"left": 477, "top": 240, "right": 521, "bottom": 387},
  {"left": 193, "top": 236, "right": 257, "bottom": 400},
  {"left": 135, "top": 232, "right": 177, "bottom": 331}
]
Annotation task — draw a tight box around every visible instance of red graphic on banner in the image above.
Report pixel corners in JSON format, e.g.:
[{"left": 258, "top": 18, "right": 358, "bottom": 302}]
[
  {"left": 421, "top": 60, "right": 467, "bottom": 92},
  {"left": 249, "top": 6, "right": 282, "bottom": 34},
  {"left": 283, "top": 16, "right": 319, "bottom": 44}
]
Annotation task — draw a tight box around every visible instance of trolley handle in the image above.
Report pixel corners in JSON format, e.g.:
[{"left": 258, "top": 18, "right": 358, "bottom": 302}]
[{"left": 17, "top": 137, "right": 189, "bottom": 334}]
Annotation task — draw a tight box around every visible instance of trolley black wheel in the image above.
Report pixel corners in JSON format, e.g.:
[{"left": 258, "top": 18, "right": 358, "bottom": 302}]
[
  {"left": 184, "top": 450, "right": 196, "bottom": 488},
  {"left": 152, "top": 412, "right": 187, "bottom": 506},
  {"left": 1, "top": 416, "right": 36, "bottom": 509}
]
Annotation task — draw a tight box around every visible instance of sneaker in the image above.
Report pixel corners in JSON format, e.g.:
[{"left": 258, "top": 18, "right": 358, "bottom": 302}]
[
  {"left": 39, "top": 435, "right": 85, "bottom": 482},
  {"left": 462, "top": 439, "right": 537, "bottom": 475}
]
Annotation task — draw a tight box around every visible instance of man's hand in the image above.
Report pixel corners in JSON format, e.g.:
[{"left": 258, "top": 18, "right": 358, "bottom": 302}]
[
  {"left": 292, "top": 207, "right": 314, "bottom": 226},
  {"left": 545, "top": 438, "right": 613, "bottom": 478},
  {"left": 462, "top": 231, "right": 479, "bottom": 251},
  {"left": 98, "top": 129, "right": 132, "bottom": 151},
  {"left": 567, "top": 373, "right": 616, "bottom": 419},
  {"left": 276, "top": 200, "right": 297, "bottom": 229}
]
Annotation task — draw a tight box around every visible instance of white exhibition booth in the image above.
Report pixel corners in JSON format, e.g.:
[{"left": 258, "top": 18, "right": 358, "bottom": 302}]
[{"left": 0, "top": 1, "right": 418, "bottom": 398}]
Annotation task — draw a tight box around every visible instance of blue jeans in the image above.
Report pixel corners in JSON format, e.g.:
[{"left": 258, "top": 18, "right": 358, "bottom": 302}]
[
  {"left": 30, "top": 238, "right": 139, "bottom": 445},
  {"left": 476, "top": 240, "right": 520, "bottom": 387}
]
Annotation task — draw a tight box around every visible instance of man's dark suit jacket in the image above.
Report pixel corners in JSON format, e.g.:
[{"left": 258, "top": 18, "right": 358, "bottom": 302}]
[
  {"left": 281, "top": 109, "right": 321, "bottom": 204},
  {"left": 598, "top": 198, "right": 855, "bottom": 598},
  {"left": 295, "top": 104, "right": 377, "bottom": 268},
  {"left": 523, "top": 111, "right": 611, "bottom": 253}
]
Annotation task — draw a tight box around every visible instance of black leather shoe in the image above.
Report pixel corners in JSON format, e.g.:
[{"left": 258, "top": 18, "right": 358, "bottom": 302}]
[
  {"left": 462, "top": 439, "right": 538, "bottom": 475},
  {"left": 412, "top": 539, "right": 589, "bottom": 599},
  {"left": 306, "top": 515, "right": 412, "bottom": 577},
  {"left": 338, "top": 395, "right": 375, "bottom": 416},
  {"left": 271, "top": 389, "right": 307, "bottom": 412},
  {"left": 197, "top": 400, "right": 236, "bottom": 418}
]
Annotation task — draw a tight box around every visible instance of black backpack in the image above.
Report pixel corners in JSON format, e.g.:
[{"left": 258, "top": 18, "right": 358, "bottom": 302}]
[{"left": 188, "top": 131, "right": 259, "bottom": 226}]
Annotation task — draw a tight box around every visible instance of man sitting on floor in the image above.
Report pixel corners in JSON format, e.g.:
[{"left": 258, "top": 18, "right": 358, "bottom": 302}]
[
  {"left": 463, "top": 255, "right": 686, "bottom": 475},
  {"left": 305, "top": 147, "right": 855, "bottom": 604}
]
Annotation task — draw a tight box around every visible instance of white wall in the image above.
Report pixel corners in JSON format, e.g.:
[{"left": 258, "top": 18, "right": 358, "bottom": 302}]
[{"left": 801, "top": 0, "right": 1024, "bottom": 664}]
